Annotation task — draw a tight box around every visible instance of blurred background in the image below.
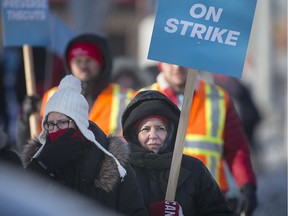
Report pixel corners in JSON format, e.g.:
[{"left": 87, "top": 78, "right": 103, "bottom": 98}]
[{"left": 0, "top": 0, "right": 286, "bottom": 215}]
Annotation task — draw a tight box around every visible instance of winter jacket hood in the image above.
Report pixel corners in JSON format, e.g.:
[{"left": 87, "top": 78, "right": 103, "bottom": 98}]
[{"left": 121, "top": 90, "right": 180, "bottom": 152}]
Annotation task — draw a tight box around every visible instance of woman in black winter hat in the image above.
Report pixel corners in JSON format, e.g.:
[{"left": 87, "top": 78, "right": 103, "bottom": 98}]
[{"left": 121, "top": 90, "right": 234, "bottom": 216}]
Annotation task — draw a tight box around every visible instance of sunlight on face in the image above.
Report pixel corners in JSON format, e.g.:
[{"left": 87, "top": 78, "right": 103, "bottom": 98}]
[{"left": 137, "top": 117, "right": 168, "bottom": 153}]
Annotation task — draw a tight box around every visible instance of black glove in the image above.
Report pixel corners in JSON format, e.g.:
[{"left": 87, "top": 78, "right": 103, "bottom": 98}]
[
  {"left": 22, "top": 95, "right": 40, "bottom": 121},
  {"left": 37, "top": 129, "right": 86, "bottom": 169},
  {"left": 240, "top": 184, "right": 258, "bottom": 216}
]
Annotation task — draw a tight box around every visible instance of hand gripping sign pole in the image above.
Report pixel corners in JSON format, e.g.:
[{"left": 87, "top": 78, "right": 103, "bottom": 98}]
[
  {"left": 165, "top": 68, "right": 197, "bottom": 200},
  {"left": 23, "top": 44, "right": 40, "bottom": 139}
]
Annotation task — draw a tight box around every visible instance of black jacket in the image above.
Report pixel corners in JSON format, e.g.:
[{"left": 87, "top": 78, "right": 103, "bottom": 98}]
[
  {"left": 21, "top": 122, "right": 147, "bottom": 216},
  {"left": 133, "top": 155, "right": 233, "bottom": 216},
  {"left": 122, "top": 90, "right": 233, "bottom": 216}
]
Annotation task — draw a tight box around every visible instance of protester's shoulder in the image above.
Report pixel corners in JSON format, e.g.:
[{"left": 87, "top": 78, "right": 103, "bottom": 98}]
[
  {"left": 181, "top": 154, "right": 208, "bottom": 171},
  {"left": 94, "top": 135, "right": 130, "bottom": 192},
  {"left": 89, "top": 121, "right": 130, "bottom": 164},
  {"left": 199, "top": 79, "right": 231, "bottom": 102},
  {"left": 107, "top": 135, "right": 129, "bottom": 165}
]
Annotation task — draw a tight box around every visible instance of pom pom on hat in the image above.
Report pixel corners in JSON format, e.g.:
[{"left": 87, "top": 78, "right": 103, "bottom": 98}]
[
  {"left": 58, "top": 74, "right": 82, "bottom": 93},
  {"left": 36, "top": 75, "right": 126, "bottom": 178}
]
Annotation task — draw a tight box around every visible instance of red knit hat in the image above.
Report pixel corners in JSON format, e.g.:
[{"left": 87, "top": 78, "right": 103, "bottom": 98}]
[{"left": 68, "top": 42, "right": 104, "bottom": 68}]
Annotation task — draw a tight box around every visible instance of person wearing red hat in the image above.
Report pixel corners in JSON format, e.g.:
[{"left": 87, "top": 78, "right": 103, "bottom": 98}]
[
  {"left": 38, "top": 34, "right": 135, "bottom": 136},
  {"left": 67, "top": 41, "right": 104, "bottom": 81},
  {"left": 18, "top": 34, "right": 136, "bottom": 150}
]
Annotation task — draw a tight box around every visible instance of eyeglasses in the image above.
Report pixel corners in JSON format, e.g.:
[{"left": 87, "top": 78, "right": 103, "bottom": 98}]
[{"left": 44, "top": 119, "right": 73, "bottom": 131}]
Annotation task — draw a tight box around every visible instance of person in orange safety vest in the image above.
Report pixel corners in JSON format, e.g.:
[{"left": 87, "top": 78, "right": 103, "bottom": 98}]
[
  {"left": 17, "top": 34, "right": 136, "bottom": 154},
  {"left": 139, "top": 62, "right": 258, "bottom": 216},
  {"left": 40, "top": 34, "right": 135, "bottom": 135}
]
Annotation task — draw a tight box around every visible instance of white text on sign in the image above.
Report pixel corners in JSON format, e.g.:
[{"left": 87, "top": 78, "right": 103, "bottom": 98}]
[
  {"left": 164, "top": 3, "right": 240, "bottom": 46},
  {"left": 3, "top": 0, "right": 47, "bottom": 21}
]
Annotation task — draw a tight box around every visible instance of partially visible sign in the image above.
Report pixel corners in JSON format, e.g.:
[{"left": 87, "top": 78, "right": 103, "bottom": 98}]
[
  {"left": 2, "top": 0, "right": 50, "bottom": 46},
  {"left": 50, "top": 13, "right": 75, "bottom": 56},
  {"left": 148, "top": 0, "right": 257, "bottom": 78}
]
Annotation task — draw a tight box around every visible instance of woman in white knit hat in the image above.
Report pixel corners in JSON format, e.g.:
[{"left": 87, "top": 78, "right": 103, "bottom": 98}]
[{"left": 21, "top": 75, "right": 147, "bottom": 216}]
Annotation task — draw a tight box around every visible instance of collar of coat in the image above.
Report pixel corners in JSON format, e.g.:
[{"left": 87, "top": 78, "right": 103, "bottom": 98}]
[{"left": 21, "top": 135, "right": 129, "bottom": 193}]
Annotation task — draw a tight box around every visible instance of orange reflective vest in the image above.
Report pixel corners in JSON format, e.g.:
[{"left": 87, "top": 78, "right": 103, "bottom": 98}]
[
  {"left": 141, "top": 80, "right": 230, "bottom": 192},
  {"left": 41, "top": 83, "right": 135, "bottom": 135}
]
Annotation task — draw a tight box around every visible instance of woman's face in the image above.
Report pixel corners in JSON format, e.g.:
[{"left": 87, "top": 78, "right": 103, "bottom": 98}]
[
  {"left": 45, "top": 112, "right": 76, "bottom": 133},
  {"left": 137, "top": 117, "right": 168, "bottom": 153}
]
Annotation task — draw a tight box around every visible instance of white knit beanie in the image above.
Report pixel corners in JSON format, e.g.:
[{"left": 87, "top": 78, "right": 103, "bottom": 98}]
[{"left": 34, "top": 75, "right": 126, "bottom": 178}]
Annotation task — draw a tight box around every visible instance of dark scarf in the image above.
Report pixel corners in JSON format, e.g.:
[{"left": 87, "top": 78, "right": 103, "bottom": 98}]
[{"left": 129, "top": 144, "right": 190, "bottom": 193}]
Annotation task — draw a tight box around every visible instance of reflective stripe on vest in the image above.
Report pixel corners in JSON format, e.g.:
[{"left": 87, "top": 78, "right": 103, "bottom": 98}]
[
  {"left": 140, "top": 82, "right": 228, "bottom": 190},
  {"left": 139, "top": 83, "right": 159, "bottom": 92},
  {"left": 42, "top": 84, "right": 134, "bottom": 135},
  {"left": 184, "top": 83, "right": 226, "bottom": 185},
  {"left": 89, "top": 84, "right": 134, "bottom": 135},
  {"left": 110, "top": 85, "right": 134, "bottom": 134}
]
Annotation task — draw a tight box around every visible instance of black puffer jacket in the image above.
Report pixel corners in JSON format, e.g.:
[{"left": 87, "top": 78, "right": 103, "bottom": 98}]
[
  {"left": 21, "top": 121, "right": 147, "bottom": 216},
  {"left": 122, "top": 90, "right": 233, "bottom": 216}
]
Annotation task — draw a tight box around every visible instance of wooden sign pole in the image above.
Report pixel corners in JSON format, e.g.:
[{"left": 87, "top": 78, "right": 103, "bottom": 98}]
[
  {"left": 165, "top": 68, "right": 197, "bottom": 200},
  {"left": 23, "top": 44, "right": 40, "bottom": 139}
]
